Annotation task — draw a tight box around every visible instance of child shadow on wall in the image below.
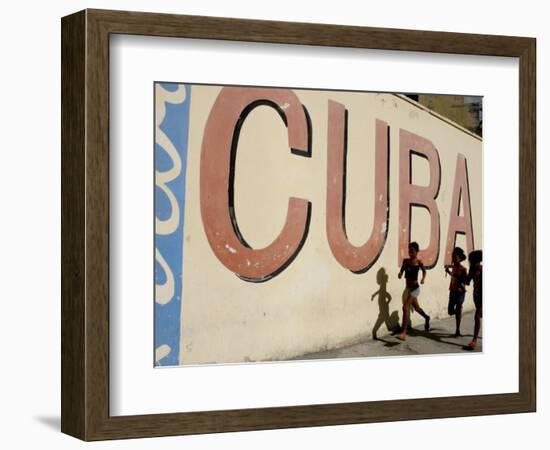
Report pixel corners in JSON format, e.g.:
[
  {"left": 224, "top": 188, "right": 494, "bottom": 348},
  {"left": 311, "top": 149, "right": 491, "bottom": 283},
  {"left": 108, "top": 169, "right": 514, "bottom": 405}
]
[{"left": 371, "top": 267, "right": 401, "bottom": 343}]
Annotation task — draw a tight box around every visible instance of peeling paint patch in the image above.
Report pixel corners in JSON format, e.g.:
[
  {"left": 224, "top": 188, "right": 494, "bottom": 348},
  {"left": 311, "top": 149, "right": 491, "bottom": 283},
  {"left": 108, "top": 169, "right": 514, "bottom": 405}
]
[
  {"left": 225, "top": 244, "right": 237, "bottom": 254},
  {"left": 181, "top": 327, "right": 194, "bottom": 338},
  {"left": 155, "top": 344, "right": 171, "bottom": 363}
]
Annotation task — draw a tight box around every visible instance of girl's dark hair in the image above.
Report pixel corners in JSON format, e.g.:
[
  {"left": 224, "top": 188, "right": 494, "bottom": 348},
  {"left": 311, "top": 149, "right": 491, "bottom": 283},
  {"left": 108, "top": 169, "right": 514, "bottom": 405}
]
[
  {"left": 453, "top": 246, "right": 467, "bottom": 262},
  {"left": 409, "top": 242, "right": 419, "bottom": 252},
  {"left": 468, "top": 250, "right": 482, "bottom": 264}
]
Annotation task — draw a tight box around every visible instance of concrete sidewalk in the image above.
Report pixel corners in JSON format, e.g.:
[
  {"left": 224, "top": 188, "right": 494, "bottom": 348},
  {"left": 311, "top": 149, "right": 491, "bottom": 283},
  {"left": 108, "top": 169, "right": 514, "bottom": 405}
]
[{"left": 296, "top": 310, "right": 482, "bottom": 360}]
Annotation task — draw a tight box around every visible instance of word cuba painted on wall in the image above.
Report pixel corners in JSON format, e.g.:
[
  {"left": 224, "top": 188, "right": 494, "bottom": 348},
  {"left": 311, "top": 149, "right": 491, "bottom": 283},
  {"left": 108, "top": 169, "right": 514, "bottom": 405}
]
[{"left": 200, "top": 86, "right": 474, "bottom": 282}]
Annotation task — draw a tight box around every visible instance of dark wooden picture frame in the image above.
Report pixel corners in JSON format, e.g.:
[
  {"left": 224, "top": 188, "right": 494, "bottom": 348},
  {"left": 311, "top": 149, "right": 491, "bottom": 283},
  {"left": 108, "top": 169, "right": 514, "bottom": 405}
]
[{"left": 61, "top": 9, "right": 536, "bottom": 441}]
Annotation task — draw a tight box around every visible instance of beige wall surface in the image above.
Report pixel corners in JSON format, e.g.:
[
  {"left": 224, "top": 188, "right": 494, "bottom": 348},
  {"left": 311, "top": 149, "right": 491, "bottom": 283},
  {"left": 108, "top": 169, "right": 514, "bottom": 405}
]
[{"left": 178, "top": 86, "right": 482, "bottom": 365}]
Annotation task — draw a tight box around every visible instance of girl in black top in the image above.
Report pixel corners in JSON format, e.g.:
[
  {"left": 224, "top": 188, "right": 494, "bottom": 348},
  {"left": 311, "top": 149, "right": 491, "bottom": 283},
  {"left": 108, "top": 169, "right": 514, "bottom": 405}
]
[
  {"left": 396, "top": 242, "right": 431, "bottom": 341},
  {"left": 444, "top": 247, "right": 468, "bottom": 337},
  {"left": 465, "top": 250, "right": 482, "bottom": 350}
]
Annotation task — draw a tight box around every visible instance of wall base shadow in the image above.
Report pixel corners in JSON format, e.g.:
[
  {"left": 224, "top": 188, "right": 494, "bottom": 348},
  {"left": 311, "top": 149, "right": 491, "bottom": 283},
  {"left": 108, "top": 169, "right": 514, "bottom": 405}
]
[
  {"left": 373, "top": 336, "right": 401, "bottom": 348},
  {"left": 406, "top": 327, "right": 481, "bottom": 349}
]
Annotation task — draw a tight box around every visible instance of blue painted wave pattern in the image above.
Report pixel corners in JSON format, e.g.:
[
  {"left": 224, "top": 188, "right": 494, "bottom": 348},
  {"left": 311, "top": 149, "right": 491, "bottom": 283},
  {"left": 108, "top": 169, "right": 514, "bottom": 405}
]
[{"left": 154, "top": 83, "right": 191, "bottom": 366}]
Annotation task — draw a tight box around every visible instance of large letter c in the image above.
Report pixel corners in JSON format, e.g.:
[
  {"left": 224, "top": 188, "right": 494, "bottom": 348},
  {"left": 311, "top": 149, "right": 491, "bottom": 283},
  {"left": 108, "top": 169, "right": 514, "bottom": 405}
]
[{"left": 200, "top": 87, "right": 311, "bottom": 282}]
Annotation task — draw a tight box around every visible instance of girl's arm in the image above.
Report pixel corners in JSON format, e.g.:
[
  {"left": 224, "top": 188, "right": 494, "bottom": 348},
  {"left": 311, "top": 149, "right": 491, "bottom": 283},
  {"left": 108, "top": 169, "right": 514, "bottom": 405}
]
[
  {"left": 398, "top": 259, "right": 406, "bottom": 279},
  {"left": 460, "top": 267, "right": 468, "bottom": 288},
  {"left": 420, "top": 261, "right": 426, "bottom": 284},
  {"left": 466, "top": 267, "right": 474, "bottom": 285}
]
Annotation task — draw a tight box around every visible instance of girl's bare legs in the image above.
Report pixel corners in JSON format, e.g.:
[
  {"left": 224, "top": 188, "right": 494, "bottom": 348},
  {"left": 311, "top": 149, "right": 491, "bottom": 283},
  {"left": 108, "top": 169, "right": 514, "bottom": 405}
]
[
  {"left": 412, "top": 298, "right": 431, "bottom": 331},
  {"left": 473, "top": 308, "right": 481, "bottom": 340},
  {"left": 467, "top": 308, "right": 482, "bottom": 349},
  {"left": 454, "top": 304, "right": 463, "bottom": 337},
  {"left": 397, "top": 296, "right": 414, "bottom": 340}
]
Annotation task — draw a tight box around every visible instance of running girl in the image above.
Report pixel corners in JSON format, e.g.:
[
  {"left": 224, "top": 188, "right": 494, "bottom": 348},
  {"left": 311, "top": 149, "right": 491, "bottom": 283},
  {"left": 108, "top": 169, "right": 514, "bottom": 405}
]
[
  {"left": 445, "top": 247, "right": 468, "bottom": 337},
  {"left": 465, "top": 250, "right": 482, "bottom": 350},
  {"left": 396, "top": 242, "right": 431, "bottom": 341}
]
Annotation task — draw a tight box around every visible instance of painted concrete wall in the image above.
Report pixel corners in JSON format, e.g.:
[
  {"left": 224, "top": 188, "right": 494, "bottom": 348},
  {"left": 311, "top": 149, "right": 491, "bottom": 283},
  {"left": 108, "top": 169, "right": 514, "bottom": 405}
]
[{"left": 163, "top": 85, "right": 482, "bottom": 365}]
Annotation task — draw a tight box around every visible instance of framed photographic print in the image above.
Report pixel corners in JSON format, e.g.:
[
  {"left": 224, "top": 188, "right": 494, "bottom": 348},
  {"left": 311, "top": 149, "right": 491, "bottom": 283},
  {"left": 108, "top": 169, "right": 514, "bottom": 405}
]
[{"left": 61, "top": 9, "right": 536, "bottom": 440}]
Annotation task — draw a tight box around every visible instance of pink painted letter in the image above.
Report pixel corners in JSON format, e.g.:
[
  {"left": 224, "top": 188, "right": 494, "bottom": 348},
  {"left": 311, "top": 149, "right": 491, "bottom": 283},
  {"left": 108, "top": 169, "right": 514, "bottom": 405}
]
[
  {"left": 399, "top": 129, "right": 441, "bottom": 267},
  {"left": 444, "top": 153, "right": 475, "bottom": 265},
  {"left": 200, "top": 87, "right": 311, "bottom": 282},
  {"left": 326, "top": 100, "right": 390, "bottom": 273}
]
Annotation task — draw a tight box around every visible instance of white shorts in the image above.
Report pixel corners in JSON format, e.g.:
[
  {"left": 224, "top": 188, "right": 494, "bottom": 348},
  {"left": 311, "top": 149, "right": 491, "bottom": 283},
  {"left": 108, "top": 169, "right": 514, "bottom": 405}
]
[{"left": 406, "top": 286, "right": 420, "bottom": 298}]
